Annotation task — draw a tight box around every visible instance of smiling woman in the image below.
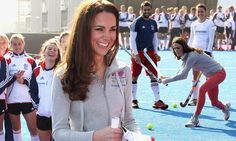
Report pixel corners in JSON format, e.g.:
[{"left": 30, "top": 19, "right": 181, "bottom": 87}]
[
  {"left": 51, "top": 0, "right": 140, "bottom": 141},
  {"left": 0, "top": 0, "right": 18, "bottom": 32}
]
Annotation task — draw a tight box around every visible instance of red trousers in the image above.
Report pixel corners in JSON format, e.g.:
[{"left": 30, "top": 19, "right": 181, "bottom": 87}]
[{"left": 195, "top": 68, "right": 226, "bottom": 116}]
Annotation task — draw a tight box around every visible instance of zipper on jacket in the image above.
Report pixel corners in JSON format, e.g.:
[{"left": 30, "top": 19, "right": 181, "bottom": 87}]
[{"left": 101, "top": 75, "right": 111, "bottom": 126}]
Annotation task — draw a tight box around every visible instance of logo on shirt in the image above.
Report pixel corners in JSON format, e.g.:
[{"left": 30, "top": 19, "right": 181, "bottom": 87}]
[
  {"left": 38, "top": 76, "right": 47, "bottom": 85},
  {"left": 151, "top": 25, "right": 155, "bottom": 30},
  {"left": 24, "top": 64, "right": 28, "bottom": 70},
  {"left": 195, "top": 30, "right": 207, "bottom": 34},
  {"left": 142, "top": 25, "right": 145, "bottom": 29},
  {"left": 10, "top": 64, "right": 18, "bottom": 74},
  {"left": 110, "top": 71, "right": 127, "bottom": 87}
]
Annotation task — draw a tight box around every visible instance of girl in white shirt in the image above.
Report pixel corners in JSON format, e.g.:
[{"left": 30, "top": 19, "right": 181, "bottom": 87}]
[
  {"left": 127, "top": 6, "right": 136, "bottom": 28},
  {"left": 188, "top": 3, "right": 215, "bottom": 106},
  {"left": 6, "top": 34, "right": 39, "bottom": 141},
  {"left": 30, "top": 38, "right": 60, "bottom": 141},
  {"left": 183, "top": 7, "right": 197, "bottom": 41},
  {"left": 212, "top": 6, "right": 225, "bottom": 50},
  {"left": 0, "top": 33, "right": 17, "bottom": 141}
]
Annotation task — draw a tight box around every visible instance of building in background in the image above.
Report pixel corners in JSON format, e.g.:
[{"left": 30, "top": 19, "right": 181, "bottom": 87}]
[
  {"left": 1, "top": 0, "right": 220, "bottom": 54},
  {"left": 16, "top": 0, "right": 217, "bottom": 33},
  {"left": 17, "top": 0, "right": 84, "bottom": 33},
  {"left": 217, "top": 0, "right": 236, "bottom": 12}
]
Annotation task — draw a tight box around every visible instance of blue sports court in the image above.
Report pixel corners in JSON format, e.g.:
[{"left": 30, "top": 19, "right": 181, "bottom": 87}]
[{"left": 21, "top": 50, "right": 236, "bottom": 140}]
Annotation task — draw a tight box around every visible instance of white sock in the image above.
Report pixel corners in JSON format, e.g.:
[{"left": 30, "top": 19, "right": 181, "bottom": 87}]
[
  {"left": 151, "top": 81, "right": 160, "bottom": 101},
  {"left": 160, "top": 40, "right": 164, "bottom": 49},
  {"left": 13, "top": 130, "right": 23, "bottom": 141},
  {"left": 0, "top": 130, "right": 5, "bottom": 141},
  {"left": 164, "top": 39, "right": 168, "bottom": 49},
  {"left": 31, "top": 135, "right": 39, "bottom": 141},
  {"left": 132, "top": 83, "right": 137, "bottom": 100},
  {"left": 192, "top": 80, "right": 199, "bottom": 100}
]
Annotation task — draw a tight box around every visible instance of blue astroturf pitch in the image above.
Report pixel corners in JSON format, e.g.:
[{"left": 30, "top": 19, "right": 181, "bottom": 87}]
[
  {"left": 117, "top": 50, "right": 236, "bottom": 141},
  {"left": 21, "top": 50, "right": 236, "bottom": 141}
]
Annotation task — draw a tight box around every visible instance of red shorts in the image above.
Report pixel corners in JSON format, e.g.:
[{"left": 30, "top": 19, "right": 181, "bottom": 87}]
[{"left": 131, "top": 50, "right": 158, "bottom": 77}]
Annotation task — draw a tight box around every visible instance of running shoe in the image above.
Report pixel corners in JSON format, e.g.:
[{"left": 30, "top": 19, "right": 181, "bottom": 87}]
[{"left": 185, "top": 116, "right": 199, "bottom": 127}]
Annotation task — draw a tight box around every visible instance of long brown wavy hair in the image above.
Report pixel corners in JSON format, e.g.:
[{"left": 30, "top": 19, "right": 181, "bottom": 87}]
[
  {"left": 172, "top": 37, "right": 203, "bottom": 60},
  {"left": 59, "top": 0, "right": 119, "bottom": 101}
]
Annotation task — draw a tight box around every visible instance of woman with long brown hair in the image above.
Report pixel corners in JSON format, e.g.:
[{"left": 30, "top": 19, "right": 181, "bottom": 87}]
[
  {"left": 51, "top": 0, "right": 139, "bottom": 140},
  {"left": 161, "top": 37, "right": 230, "bottom": 127}
]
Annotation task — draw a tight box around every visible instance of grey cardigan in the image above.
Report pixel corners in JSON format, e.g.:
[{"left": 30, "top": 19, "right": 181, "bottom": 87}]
[
  {"left": 52, "top": 59, "right": 139, "bottom": 141},
  {"left": 162, "top": 51, "right": 222, "bottom": 84}
]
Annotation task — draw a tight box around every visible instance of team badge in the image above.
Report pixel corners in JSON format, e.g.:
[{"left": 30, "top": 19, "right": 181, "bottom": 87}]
[
  {"left": 151, "top": 25, "right": 155, "bottom": 30},
  {"left": 110, "top": 70, "right": 127, "bottom": 87},
  {"left": 24, "top": 64, "right": 28, "bottom": 70}
]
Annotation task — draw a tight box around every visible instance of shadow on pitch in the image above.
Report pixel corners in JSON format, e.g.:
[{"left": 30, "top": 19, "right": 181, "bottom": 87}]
[
  {"left": 204, "top": 105, "right": 236, "bottom": 112},
  {"left": 137, "top": 107, "right": 222, "bottom": 121},
  {"left": 225, "top": 120, "right": 236, "bottom": 129},
  {"left": 193, "top": 121, "right": 236, "bottom": 137}
]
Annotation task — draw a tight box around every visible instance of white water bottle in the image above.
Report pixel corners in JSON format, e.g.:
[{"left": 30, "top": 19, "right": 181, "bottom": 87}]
[{"left": 111, "top": 117, "right": 120, "bottom": 128}]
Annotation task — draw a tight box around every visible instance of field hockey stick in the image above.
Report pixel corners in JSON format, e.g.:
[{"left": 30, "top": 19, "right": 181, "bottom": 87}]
[
  {"left": 143, "top": 48, "right": 168, "bottom": 86},
  {"left": 143, "top": 48, "right": 164, "bottom": 76},
  {"left": 179, "top": 72, "right": 202, "bottom": 107},
  {"left": 121, "top": 46, "right": 162, "bottom": 84}
]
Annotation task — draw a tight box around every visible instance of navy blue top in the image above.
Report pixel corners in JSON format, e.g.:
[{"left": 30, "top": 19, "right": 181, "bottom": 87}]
[
  {"left": 130, "top": 16, "right": 158, "bottom": 51},
  {"left": 0, "top": 56, "right": 15, "bottom": 94}
]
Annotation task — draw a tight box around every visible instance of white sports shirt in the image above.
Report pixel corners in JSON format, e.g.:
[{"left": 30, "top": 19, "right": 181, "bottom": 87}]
[{"left": 188, "top": 19, "right": 215, "bottom": 52}]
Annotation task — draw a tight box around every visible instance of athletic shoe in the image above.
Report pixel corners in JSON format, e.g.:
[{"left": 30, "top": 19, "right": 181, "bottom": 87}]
[
  {"left": 153, "top": 100, "right": 168, "bottom": 110},
  {"left": 132, "top": 100, "right": 139, "bottom": 108},
  {"left": 188, "top": 99, "right": 197, "bottom": 106},
  {"left": 223, "top": 103, "right": 231, "bottom": 120},
  {"left": 185, "top": 116, "right": 199, "bottom": 127}
]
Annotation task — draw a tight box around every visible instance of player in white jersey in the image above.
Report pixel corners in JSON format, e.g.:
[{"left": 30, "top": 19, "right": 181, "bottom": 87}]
[
  {"left": 0, "top": 55, "right": 10, "bottom": 141},
  {"left": 168, "top": 7, "right": 183, "bottom": 50},
  {"left": 209, "top": 9, "right": 215, "bottom": 20},
  {"left": 6, "top": 34, "right": 39, "bottom": 141},
  {"left": 126, "top": 6, "right": 136, "bottom": 50},
  {"left": 212, "top": 6, "right": 225, "bottom": 50},
  {"left": 183, "top": 7, "right": 197, "bottom": 41},
  {"left": 188, "top": 3, "right": 215, "bottom": 106},
  {"left": 0, "top": 34, "right": 13, "bottom": 141},
  {"left": 0, "top": 51, "right": 23, "bottom": 141},
  {"left": 225, "top": 9, "right": 236, "bottom": 50},
  {"left": 119, "top": 4, "right": 130, "bottom": 49},
  {"left": 29, "top": 38, "right": 60, "bottom": 141},
  {"left": 158, "top": 6, "right": 169, "bottom": 50},
  {"left": 151, "top": 8, "right": 161, "bottom": 49},
  {"left": 227, "top": 6, "right": 236, "bottom": 50},
  {"left": 151, "top": 8, "right": 161, "bottom": 27},
  {"left": 0, "top": 33, "right": 22, "bottom": 141},
  {"left": 127, "top": 6, "right": 136, "bottom": 27}
]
